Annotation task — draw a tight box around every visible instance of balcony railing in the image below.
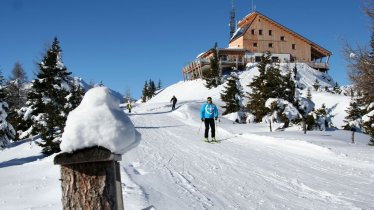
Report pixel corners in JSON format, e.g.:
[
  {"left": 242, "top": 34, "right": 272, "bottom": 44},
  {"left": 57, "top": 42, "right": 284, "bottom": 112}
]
[{"left": 307, "top": 62, "right": 329, "bottom": 70}]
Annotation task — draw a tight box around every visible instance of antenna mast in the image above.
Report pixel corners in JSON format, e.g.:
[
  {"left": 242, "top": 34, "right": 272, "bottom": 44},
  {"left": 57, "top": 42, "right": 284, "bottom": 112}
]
[{"left": 229, "top": 0, "right": 236, "bottom": 39}]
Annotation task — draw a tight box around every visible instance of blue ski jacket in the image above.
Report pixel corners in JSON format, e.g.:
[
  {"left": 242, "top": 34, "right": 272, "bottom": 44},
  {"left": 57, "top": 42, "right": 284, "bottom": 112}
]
[{"left": 200, "top": 103, "right": 218, "bottom": 119}]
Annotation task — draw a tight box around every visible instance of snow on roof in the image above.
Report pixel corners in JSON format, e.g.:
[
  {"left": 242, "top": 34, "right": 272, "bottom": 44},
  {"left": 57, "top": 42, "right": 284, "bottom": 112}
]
[
  {"left": 230, "top": 25, "right": 249, "bottom": 42},
  {"left": 60, "top": 87, "right": 140, "bottom": 154}
]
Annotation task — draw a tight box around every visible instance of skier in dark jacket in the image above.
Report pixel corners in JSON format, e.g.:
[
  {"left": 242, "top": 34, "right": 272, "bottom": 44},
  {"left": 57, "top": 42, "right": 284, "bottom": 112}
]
[
  {"left": 170, "top": 95, "right": 177, "bottom": 111},
  {"left": 200, "top": 97, "right": 218, "bottom": 142}
]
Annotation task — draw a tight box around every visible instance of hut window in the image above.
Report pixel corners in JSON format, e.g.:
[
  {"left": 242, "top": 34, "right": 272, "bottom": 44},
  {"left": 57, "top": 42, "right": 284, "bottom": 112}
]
[
  {"left": 251, "top": 29, "right": 255, "bottom": 35},
  {"left": 259, "top": 30, "right": 263, "bottom": 35},
  {"left": 269, "top": 30, "right": 272, "bottom": 36},
  {"left": 253, "top": 42, "right": 258, "bottom": 47},
  {"left": 268, "top": 43, "right": 273, "bottom": 48},
  {"left": 292, "top": 44, "right": 296, "bottom": 50},
  {"left": 281, "top": 36, "right": 285, "bottom": 41}
]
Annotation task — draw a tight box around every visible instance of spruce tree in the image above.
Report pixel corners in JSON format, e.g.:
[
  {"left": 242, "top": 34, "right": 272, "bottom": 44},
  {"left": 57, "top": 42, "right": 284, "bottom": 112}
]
[
  {"left": 333, "top": 82, "right": 341, "bottom": 94},
  {"left": 314, "top": 104, "right": 334, "bottom": 130},
  {"left": 0, "top": 70, "right": 16, "bottom": 148},
  {"left": 148, "top": 79, "right": 156, "bottom": 98},
  {"left": 282, "top": 70, "right": 296, "bottom": 103},
  {"left": 293, "top": 65, "right": 298, "bottom": 80},
  {"left": 362, "top": 102, "right": 374, "bottom": 145},
  {"left": 220, "top": 73, "right": 242, "bottom": 115},
  {"left": 342, "top": 96, "right": 363, "bottom": 130},
  {"left": 306, "top": 88, "right": 312, "bottom": 100},
  {"left": 157, "top": 79, "right": 162, "bottom": 90},
  {"left": 20, "top": 37, "right": 73, "bottom": 155},
  {"left": 313, "top": 79, "right": 320, "bottom": 91},
  {"left": 246, "top": 53, "right": 272, "bottom": 122},
  {"left": 7, "top": 62, "right": 28, "bottom": 109},
  {"left": 66, "top": 84, "right": 84, "bottom": 111},
  {"left": 141, "top": 81, "right": 148, "bottom": 102},
  {"left": 6, "top": 62, "right": 29, "bottom": 139},
  {"left": 204, "top": 42, "right": 220, "bottom": 89}
]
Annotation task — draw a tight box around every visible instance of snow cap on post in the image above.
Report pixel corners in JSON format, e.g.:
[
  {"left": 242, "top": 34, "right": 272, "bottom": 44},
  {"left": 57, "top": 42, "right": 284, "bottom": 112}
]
[{"left": 60, "top": 86, "right": 140, "bottom": 154}]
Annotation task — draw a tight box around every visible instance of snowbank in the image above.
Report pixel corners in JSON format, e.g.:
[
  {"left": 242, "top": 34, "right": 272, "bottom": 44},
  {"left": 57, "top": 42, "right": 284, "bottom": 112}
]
[{"left": 60, "top": 87, "right": 140, "bottom": 154}]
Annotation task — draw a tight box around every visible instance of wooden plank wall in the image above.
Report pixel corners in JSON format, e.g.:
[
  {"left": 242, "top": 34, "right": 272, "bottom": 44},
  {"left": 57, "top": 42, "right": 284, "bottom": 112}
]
[{"left": 230, "top": 15, "right": 312, "bottom": 62}]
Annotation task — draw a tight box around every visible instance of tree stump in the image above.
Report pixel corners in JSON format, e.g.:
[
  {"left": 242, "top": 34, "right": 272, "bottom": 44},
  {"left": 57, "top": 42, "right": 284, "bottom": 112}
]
[{"left": 54, "top": 147, "right": 124, "bottom": 210}]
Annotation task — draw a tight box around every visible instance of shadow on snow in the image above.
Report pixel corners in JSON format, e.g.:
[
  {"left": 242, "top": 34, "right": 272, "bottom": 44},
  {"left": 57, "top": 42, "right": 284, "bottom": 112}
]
[
  {"left": 135, "top": 125, "right": 185, "bottom": 129},
  {"left": 0, "top": 154, "right": 45, "bottom": 169}
]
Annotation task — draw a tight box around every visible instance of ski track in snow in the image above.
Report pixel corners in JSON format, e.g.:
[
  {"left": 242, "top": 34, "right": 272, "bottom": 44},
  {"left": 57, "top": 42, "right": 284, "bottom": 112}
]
[
  {"left": 120, "top": 102, "right": 374, "bottom": 210},
  {"left": 0, "top": 99, "right": 373, "bottom": 209}
]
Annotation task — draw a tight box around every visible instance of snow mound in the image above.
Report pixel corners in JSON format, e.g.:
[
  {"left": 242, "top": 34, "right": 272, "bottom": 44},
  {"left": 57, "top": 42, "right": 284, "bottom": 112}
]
[
  {"left": 146, "top": 79, "right": 224, "bottom": 104},
  {"left": 60, "top": 87, "right": 140, "bottom": 154}
]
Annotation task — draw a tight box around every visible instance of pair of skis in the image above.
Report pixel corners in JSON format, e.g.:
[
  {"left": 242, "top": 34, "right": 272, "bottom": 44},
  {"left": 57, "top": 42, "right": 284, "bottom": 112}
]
[{"left": 204, "top": 139, "right": 220, "bottom": 144}]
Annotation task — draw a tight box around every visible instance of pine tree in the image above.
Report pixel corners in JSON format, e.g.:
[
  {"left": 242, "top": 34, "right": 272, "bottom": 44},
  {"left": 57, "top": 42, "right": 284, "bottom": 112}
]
[
  {"left": 363, "top": 107, "right": 374, "bottom": 146},
  {"left": 246, "top": 53, "right": 272, "bottom": 122},
  {"left": 342, "top": 96, "right": 363, "bottom": 130},
  {"left": 66, "top": 84, "right": 84, "bottom": 111},
  {"left": 148, "top": 79, "right": 156, "bottom": 98},
  {"left": 220, "top": 73, "right": 242, "bottom": 115},
  {"left": 7, "top": 62, "right": 28, "bottom": 109},
  {"left": 307, "top": 88, "right": 312, "bottom": 100},
  {"left": 314, "top": 104, "right": 334, "bottom": 130},
  {"left": 204, "top": 42, "right": 220, "bottom": 89},
  {"left": 157, "top": 79, "right": 162, "bottom": 90},
  {"left": 333, "top": 82, "right": 341, "bottom": 94},
  {"left": 293, "top": 64, "right": 298, "bottom": 80},
  {"left": 19, "top": 37, "right": 73, "bottom": 155},
  {"left": 0, "top": 70, "right": 16, "bottom": 148},
  {"left": 283, "top": 69, "right": 296, "bottom": 103},
  {"left": 141, "top": 81, "right": 148, "bottom": 102},
  {"left": 313, "top": 79, "right": 320, "bottom": 91},
  {"left": 345, "top": 5, "right": 374, "bottom": 144}
]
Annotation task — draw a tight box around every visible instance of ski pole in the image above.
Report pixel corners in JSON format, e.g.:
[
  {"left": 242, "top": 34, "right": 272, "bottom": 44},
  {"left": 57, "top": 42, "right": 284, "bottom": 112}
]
[
  {"left": 215, "top": 118, "right": 218, "bottom": 137},
  {"left": 198, "top": 120, "right": 203, "bottom": 134}
]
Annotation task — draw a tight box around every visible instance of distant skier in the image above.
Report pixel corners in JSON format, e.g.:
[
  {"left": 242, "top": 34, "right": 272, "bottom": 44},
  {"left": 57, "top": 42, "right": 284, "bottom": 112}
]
[
  {"left": 127, "top": 101, "right": 132, "bottom": 113},
  {"left": 200, "top": 97, "right": 218, "bottom": 142},
  {"left": 170, "top": 95, "right": 177, "bottom": 111}
]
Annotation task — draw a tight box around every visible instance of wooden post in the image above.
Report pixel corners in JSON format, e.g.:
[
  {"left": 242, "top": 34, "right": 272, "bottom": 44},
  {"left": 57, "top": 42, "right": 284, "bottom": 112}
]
[
  {"left": 303, "top": 119, "right": 307, "bottom": 134},
  {"left": 351, "top": 127, "right": 356, "bottom": 144},
  {"left": 54, "top": 147, "right": 124, "bottom": 210},
  {"left": 269, "top": 121, "right": 272, "bottom": 132}
]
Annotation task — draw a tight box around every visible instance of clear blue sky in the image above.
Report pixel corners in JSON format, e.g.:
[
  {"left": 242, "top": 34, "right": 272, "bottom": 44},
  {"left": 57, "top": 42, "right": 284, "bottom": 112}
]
[{"left": 0, "top": 0, "right": 371, "bottom": 98}]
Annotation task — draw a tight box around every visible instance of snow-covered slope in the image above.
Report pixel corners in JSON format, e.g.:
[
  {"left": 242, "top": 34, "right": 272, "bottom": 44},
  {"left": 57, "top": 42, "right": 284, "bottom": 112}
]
[{"left": 1, "top": 64, "right": 373, "bottom": 209}]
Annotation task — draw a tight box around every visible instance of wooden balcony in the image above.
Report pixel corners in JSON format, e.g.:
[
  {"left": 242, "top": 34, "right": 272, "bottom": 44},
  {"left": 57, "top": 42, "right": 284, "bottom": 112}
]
[{"left": 307, "top": 62, "right": 329, "bottom": 71}]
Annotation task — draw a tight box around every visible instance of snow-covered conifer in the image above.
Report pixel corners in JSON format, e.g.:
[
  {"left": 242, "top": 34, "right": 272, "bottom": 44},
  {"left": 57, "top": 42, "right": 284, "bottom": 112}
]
[
  {"left": 6, "top": 62, "right": 28, "bottom": 110},
  {"left": 148, "top": 79, "right": 156, "bottom": 98},
  {"left": 19, "top": 37, "right": 78, "bottom": 155},
  {"left": 0, "top": 70, "right": 16, "bottom": 148},
  {"left": 141, "top": 81, "right": 149, "bottom": 102},
  {"left": 246, "top": 53, "right": 272, "bottom": 122},
  {"left": 314, "top": 104, "right": 334, "bottom": 130},
  {"left": 313, "top": 79, "right": 320, "bottom": 91},
  {"left": 220, "top": 73, "right": 242, "bottom": 115},
  {"left": 342, "top": 95, "right": 363, "bottom": 131},
  {"left": 204, "top": 42, "right": 220, "bottom": 89},
  {"left": 362, "top": 102, "right": 374, "bottom": 145},
  {"left": 306, "top": 88, "right": 312, "bottom": 100},
  {"left": 157, "top": 79, "right": 162, "bottom": 90}
]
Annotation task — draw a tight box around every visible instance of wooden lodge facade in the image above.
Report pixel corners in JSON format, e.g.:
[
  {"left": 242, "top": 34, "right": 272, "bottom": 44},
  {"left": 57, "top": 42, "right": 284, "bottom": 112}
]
[{"left": 182, "top": 11, "right": 332, "bottom": 81}]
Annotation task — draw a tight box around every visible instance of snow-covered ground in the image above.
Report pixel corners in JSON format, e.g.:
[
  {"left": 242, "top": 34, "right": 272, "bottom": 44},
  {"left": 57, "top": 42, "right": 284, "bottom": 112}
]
[{"left": 0, "top": 64, "right": 373, "bottom": 209}]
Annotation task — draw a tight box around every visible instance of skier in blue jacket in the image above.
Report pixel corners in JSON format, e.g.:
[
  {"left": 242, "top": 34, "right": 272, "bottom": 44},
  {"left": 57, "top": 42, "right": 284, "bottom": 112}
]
[{"left": 200, "top": 97, "right": 219, "bottom": 142}]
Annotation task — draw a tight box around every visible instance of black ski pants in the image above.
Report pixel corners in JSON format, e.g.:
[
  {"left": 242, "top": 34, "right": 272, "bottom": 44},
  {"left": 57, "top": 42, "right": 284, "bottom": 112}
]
[
  {"left": 172, "top": 102, "right": 176, "bottom": 110},
  {"left": 204, "top": 118, "right": 215, "bottom": 138}
]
